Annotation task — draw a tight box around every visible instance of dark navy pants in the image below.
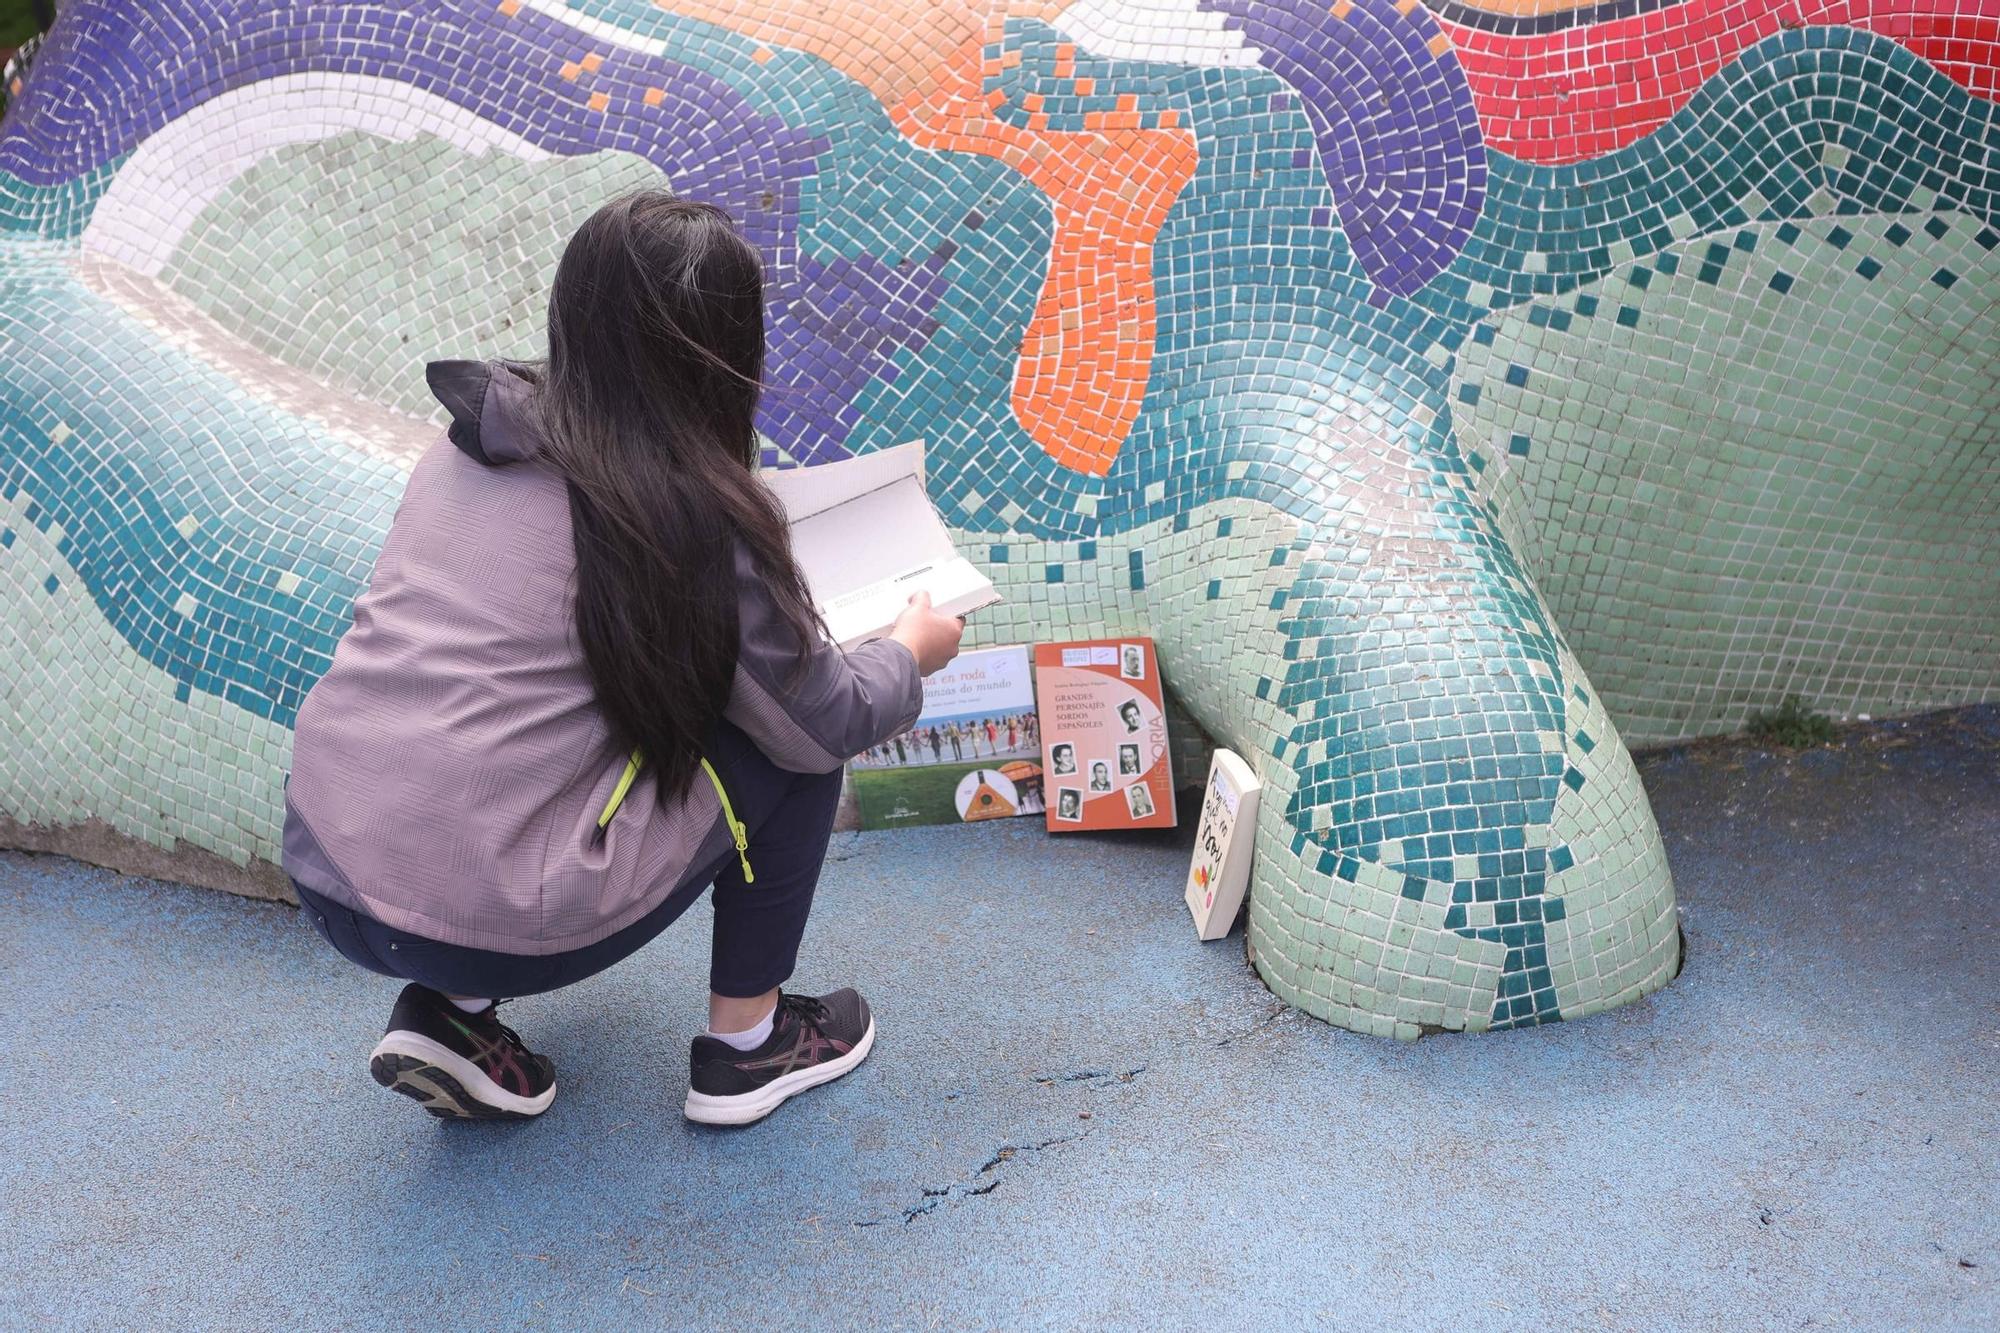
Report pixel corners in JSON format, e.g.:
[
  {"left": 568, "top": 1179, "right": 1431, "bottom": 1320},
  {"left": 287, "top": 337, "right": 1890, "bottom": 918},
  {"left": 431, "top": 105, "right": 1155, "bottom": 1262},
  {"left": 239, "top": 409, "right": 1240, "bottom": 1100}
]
[{"left": 292, "top": 717, "right": 844, "bottom": 1000}]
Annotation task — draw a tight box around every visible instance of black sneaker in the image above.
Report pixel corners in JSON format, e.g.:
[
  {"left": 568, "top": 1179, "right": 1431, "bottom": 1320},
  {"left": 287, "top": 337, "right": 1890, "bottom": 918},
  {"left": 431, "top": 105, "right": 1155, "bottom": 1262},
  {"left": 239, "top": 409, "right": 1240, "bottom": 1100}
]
[
  {"left": 368, "top": 984, "right": 556, "bottom": 1120},
  {"left": 684, "top": 989, "right": 875, "bottom": 1126}
]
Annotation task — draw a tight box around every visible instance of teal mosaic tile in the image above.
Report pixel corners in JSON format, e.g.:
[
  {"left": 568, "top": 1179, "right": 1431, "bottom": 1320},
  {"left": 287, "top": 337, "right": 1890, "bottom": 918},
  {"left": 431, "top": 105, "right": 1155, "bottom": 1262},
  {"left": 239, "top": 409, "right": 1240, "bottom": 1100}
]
[{"left": 2, "top": 0, "right": 1995, "bottom": 1040}]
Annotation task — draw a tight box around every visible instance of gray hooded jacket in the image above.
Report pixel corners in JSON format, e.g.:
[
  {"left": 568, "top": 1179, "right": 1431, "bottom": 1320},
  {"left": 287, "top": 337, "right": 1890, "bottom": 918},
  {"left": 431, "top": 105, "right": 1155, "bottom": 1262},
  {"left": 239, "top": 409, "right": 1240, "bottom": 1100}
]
[{"left": 282, "top": 359, "right": 923, "bottom": 954}]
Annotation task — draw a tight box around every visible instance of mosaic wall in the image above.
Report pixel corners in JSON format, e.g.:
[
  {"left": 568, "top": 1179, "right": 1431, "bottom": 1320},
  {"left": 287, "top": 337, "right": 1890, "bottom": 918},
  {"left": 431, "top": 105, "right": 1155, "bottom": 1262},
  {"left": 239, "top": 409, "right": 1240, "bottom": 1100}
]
[{"left": 3, "top": 0, "right": 1996, "bottom": 1037}]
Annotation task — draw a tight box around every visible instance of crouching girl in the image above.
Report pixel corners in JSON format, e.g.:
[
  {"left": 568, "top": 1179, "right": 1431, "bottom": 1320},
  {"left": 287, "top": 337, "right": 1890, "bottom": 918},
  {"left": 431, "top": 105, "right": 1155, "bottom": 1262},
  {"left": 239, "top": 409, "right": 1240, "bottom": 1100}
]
[{"left": 282, "top": 192, "right": 963, "bottom": 1124}]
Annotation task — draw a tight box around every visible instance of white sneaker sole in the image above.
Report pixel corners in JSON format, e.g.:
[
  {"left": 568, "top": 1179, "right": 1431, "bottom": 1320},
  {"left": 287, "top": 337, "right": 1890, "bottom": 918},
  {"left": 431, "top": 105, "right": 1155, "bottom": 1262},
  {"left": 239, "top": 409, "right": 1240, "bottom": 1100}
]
[
  {"left": 682, "top": 1016, "right": 877, "bottom": 1126},
  {"left": 369, "top": 1030, "right": 556, "bottom": 1120}
]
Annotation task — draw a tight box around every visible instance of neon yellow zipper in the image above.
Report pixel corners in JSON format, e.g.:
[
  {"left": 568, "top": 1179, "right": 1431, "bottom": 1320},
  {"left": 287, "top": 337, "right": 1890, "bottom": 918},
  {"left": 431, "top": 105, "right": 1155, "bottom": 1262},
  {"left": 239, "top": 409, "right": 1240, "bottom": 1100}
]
[
  {"left": 594, "top": 748, "right": 754, "bottom": 884},
  {"left": 596, "top": 748, "right": 644, "bottom": 836},
  {"left": 699, "top": 756, "right": 755, "bottom": 884}
]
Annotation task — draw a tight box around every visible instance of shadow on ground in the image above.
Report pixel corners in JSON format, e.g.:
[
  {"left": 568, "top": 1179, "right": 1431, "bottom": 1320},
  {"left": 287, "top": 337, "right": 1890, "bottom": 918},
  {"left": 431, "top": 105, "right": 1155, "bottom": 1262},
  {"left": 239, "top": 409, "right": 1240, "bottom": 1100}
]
[{"left": 2, "top": 707, "right": 1994, "bottom": 1329}]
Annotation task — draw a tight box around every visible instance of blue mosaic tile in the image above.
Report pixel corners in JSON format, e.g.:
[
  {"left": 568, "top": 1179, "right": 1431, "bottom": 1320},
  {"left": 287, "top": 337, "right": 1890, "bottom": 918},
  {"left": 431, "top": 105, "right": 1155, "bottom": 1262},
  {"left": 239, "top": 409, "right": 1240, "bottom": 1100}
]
[{"left": 3, "top": 0, "right": 1996, "bottom": 1042}]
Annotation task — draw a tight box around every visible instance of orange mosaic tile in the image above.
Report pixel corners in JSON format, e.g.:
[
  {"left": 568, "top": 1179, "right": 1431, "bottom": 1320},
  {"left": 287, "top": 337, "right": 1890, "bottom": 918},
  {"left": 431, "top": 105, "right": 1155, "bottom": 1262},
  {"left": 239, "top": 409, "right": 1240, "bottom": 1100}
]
[
  {"left": 9, "top": 0, "right": 1998, "bottom": 1052},
  {"left": 888, "top": 29, "right": 1198, "bottom": 476}
]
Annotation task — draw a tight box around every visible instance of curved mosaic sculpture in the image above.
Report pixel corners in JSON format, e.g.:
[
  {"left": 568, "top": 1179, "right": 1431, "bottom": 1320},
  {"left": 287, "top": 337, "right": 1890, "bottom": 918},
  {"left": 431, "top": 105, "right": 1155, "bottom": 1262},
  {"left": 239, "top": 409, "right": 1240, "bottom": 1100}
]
[{"left": 3, "top": 1, "right": 1996, "bottom": 1036}]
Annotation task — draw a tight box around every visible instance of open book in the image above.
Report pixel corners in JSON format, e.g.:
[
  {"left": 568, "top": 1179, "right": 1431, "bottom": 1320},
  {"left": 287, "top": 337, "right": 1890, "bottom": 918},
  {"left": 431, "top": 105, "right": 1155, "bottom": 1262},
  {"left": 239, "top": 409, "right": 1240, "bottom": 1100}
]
[{"left": 760, "top": 441, "right": 1002, "bottom": 650}]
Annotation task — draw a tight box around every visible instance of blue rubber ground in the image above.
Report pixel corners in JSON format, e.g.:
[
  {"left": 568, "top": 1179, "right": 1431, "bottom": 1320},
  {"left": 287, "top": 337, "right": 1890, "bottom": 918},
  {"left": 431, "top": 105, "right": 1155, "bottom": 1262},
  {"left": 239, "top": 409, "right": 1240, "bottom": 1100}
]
[{"left": 3, "top": 707, "right": 1995, "bottom": 1330}]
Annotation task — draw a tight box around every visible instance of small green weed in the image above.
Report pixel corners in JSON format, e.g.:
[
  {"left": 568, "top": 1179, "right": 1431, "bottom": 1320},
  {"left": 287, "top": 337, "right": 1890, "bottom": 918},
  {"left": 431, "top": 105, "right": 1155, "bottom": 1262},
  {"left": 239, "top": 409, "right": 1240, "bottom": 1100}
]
[
  {"left": 0, "top": 2, "right": 47, "bottom": 50},
  {"left": 0, "top": 3, "right": 53, "bottom": 124},
  {"left": 1745, "top": 694, "right": 1837, "bottom": 748}
]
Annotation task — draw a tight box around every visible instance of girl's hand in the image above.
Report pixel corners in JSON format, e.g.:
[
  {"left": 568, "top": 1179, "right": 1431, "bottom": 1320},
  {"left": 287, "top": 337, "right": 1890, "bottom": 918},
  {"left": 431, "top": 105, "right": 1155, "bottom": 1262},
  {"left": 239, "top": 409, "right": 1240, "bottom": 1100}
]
[{"left": 889, "top": 591, "right": 965, "bottom": 675}]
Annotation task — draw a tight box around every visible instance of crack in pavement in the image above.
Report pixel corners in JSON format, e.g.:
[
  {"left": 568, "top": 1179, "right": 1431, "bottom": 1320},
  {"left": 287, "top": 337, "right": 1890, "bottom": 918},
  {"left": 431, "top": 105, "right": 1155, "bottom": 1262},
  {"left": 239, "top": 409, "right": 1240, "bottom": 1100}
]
[
  {"left": 853, "top": 1131, "right": 1095, "bottom": 1227},
  {"left": 1029, "top": 1064, "right": 1146, "bottom": 1089},
  {"left": 851, "top": 999, "right": 1298, "bottom": 1229},
  {"left": 1210, "top": 1003, "right": 1295, "bottom": 1047}
]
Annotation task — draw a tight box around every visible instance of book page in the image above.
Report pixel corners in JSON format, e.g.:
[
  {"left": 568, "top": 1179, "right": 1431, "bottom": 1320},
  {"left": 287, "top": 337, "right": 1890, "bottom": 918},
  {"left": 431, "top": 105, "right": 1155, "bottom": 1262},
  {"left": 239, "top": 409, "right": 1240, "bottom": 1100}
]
[
  {"left": 760, "top": 440, "right": 925, "bottom": 520},
  {"left": 784, "top": 475, "right": 957, "bottom": 608},
  {"left": 761, "top": 443, "right": 1000, "bottom": 648}
]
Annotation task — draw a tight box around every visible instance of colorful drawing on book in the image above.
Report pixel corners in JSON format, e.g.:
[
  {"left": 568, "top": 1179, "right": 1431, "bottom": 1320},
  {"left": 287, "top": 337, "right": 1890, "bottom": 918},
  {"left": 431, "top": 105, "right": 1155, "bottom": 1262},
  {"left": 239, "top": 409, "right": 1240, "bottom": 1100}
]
[
  {"left": 955, "top": 769, "right": 1020, "bottom": 821},
  {"left": 4, "top": 0, "right": 1998, "bottom": 1036},
  {"left": 847, "top": 645, "right": 1040, "bottom": 829}
]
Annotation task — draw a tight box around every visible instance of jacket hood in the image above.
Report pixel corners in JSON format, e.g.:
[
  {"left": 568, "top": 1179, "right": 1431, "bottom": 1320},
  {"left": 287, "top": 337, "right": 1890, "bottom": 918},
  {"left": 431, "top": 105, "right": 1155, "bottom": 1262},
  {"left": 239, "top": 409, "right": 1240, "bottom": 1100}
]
[{"left": 425, "top": 358, "right": 545, "bottom": 465}]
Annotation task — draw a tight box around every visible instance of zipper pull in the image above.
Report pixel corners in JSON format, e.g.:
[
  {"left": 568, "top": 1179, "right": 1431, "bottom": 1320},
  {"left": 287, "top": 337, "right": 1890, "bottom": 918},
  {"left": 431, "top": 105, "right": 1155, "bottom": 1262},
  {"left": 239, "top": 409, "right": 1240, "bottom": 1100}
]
[{"left": 700, "top": 756, "right": 756, "bottom": 885}]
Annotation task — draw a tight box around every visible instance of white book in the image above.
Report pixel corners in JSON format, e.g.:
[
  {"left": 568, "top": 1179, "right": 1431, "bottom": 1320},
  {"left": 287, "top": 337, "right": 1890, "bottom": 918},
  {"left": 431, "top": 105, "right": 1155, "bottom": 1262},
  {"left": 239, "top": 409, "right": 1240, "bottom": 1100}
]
[
  {"left": 1186, "top": 749, "right": 1260, "bottom": 941},
  {"left": 761, "top": 441, "right": 1002, "bottom": 650}
]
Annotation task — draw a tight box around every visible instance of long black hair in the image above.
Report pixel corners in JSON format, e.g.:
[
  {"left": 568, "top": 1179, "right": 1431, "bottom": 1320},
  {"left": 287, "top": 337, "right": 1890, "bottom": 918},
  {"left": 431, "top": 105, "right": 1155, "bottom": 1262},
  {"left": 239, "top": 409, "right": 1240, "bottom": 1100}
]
[{"left": 535, "top": 191, "right": 821, "bottom": 802}]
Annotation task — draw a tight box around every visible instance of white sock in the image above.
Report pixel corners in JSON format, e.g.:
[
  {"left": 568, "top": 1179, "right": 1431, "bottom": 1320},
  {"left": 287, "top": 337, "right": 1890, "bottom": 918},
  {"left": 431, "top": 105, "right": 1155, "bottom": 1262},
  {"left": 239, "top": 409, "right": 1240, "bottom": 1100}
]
[
  {"left": 707, "top": 1005, "right": 775, "bottom": 1051},
  {"left": 448, "top": 996, "right": 493, "bottom": 1014}
]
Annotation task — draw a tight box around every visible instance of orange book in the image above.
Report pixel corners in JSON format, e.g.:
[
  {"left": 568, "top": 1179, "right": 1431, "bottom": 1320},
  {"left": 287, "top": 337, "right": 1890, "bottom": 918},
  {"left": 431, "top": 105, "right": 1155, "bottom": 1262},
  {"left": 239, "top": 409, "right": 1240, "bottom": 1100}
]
[{"left": 1033, "top": 638, "right": 1176, "bottom": 831}]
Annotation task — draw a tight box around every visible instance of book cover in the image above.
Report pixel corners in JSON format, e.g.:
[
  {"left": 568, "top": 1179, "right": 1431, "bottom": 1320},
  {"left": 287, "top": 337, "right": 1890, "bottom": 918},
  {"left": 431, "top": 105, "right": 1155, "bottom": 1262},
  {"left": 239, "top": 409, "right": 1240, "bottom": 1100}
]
[
  {"left": 1033, "top": 638, "right": 1176, "bottom": 832},
  {"left": 1186, "top": 749, "right": 1260, "bottom": 940},
  {"left": 847, "top": 644, "right": 1042, "bottom": 830}
]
